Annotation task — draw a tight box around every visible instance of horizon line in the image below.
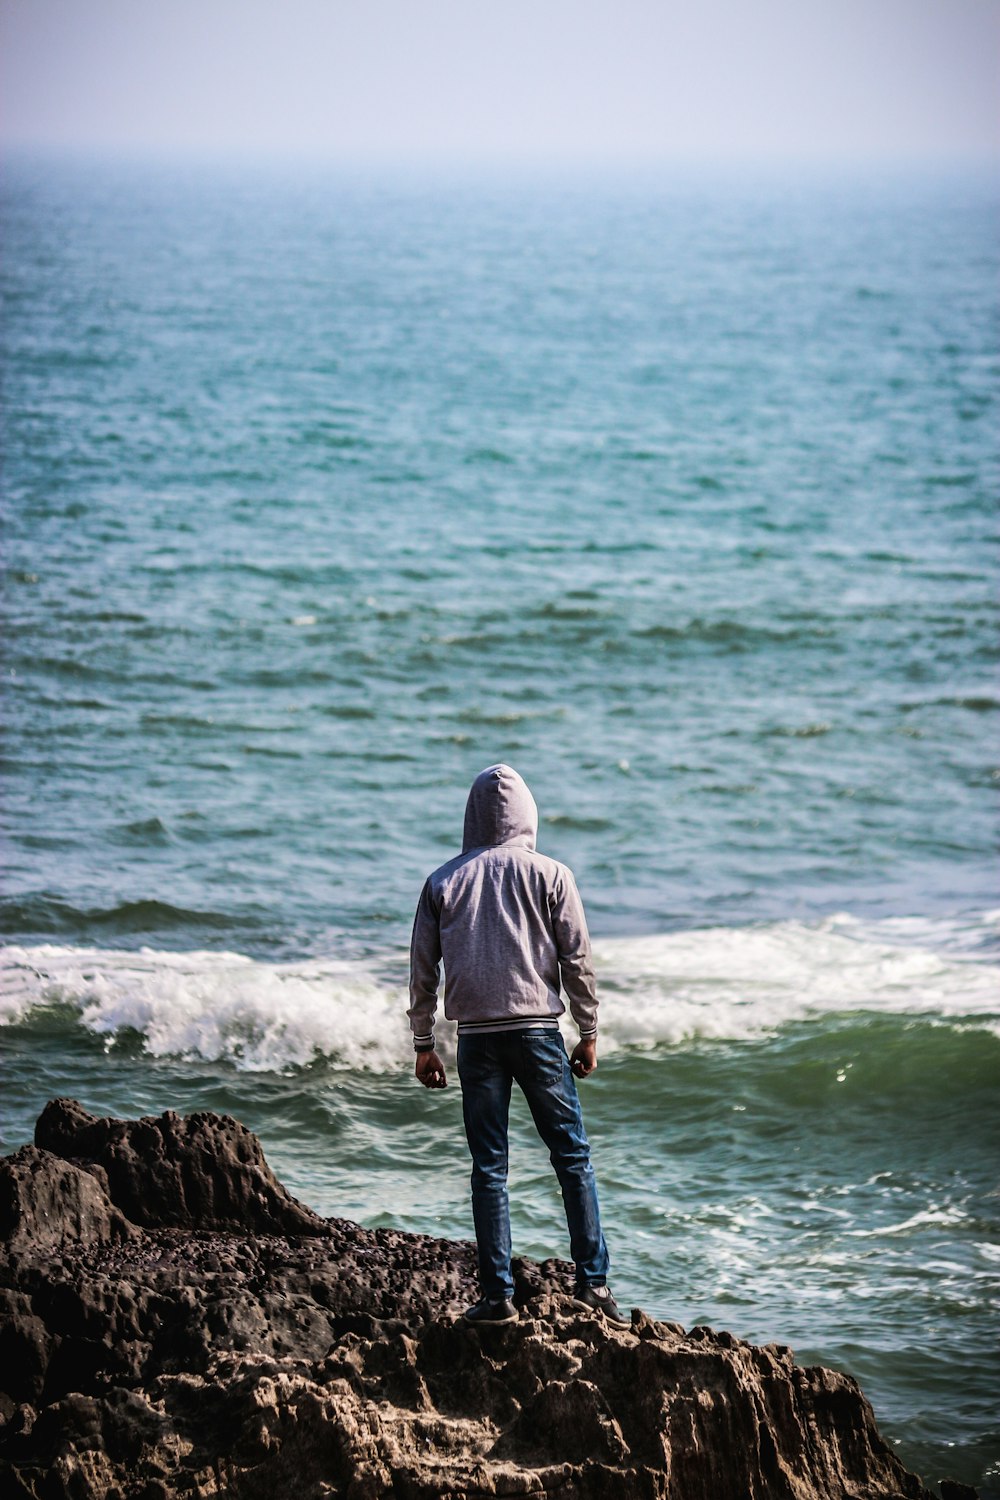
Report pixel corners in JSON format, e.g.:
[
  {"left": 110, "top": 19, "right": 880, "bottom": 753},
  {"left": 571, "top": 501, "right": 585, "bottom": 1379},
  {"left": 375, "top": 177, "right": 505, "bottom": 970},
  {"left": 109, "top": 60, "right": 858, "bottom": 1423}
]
[{"left": 3, "top": 140, "right": 999, "bottom": 176}]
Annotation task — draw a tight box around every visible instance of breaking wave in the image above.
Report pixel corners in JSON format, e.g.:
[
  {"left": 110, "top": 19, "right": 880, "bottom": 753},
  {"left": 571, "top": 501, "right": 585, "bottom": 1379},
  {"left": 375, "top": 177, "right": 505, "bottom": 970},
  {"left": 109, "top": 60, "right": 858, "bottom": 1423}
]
[{"left": 2, "top": 911, "right": 997, "bottom": 1074}]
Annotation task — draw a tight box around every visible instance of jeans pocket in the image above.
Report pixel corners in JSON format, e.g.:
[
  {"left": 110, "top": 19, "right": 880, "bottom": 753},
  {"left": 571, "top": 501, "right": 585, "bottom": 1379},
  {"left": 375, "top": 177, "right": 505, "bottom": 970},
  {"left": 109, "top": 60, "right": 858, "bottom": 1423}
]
[{"left": 520, "top": 1030, "right": 566, "bottom": 1081}]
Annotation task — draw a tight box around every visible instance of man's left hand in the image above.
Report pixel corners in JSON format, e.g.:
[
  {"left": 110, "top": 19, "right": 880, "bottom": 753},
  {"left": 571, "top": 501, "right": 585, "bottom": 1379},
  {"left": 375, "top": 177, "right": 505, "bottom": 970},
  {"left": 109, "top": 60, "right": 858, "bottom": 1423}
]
[{"left": 570, "top": 1039, "right": 597, "bottom": 1078}]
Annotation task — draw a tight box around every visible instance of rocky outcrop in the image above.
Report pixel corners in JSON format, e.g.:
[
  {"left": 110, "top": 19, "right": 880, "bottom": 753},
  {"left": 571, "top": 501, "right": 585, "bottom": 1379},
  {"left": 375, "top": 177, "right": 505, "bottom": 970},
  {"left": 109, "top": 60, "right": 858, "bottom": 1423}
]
[
  {"left": 33, "top": 1097, "right": 330, "bottom": 1239},
  {"left": 0, "top": 1145, "right": 135, "bottom": 1254},
  {"left": 0, "top": 1100, "right": 961, "bottom": 1499}
]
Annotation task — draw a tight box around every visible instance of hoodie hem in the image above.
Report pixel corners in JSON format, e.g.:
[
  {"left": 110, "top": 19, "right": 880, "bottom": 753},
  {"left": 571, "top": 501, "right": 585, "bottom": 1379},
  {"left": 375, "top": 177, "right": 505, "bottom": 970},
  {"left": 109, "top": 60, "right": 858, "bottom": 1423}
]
[{"left": 457, "top": 1017, "right": 561, "bottom": 1036}]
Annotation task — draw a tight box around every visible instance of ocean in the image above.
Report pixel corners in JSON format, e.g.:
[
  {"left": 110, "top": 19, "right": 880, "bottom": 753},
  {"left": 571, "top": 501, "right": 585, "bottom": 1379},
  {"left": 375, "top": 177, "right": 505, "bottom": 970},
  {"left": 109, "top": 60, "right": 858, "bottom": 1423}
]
[{"left": 1, "top": 156, "right": 998, "bottom": 1494}]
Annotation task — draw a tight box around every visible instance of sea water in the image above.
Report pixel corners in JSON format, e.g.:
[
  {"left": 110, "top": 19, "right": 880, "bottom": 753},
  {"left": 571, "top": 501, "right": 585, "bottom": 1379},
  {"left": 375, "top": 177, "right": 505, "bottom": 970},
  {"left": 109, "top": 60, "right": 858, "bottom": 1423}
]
[{"left": 1, "top": 157, "right": 998, "bottom": 1493}]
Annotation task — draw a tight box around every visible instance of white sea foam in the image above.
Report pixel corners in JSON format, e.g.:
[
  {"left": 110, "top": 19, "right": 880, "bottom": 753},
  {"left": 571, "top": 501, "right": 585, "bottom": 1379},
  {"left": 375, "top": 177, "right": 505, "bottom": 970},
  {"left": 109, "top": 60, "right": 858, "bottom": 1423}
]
[
  {"left": 0, "top": 944, "right": 404, "bottom": 1072},
  {"left": 1, "top": 911, "right": 997, "bottom": 1072},
  {"left": 590, "top": 910, "right": 1000, "bottom": 1048},
  {"left": 846, "top": 1206, "right": 969, "bottom": 1237}
]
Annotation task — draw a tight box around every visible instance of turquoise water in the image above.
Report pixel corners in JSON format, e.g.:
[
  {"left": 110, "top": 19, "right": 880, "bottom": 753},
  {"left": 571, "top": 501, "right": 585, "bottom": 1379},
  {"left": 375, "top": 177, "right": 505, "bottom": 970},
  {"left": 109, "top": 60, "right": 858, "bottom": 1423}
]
[{"left": 1, "top": 158, "right": 998, "bottom": 1493}]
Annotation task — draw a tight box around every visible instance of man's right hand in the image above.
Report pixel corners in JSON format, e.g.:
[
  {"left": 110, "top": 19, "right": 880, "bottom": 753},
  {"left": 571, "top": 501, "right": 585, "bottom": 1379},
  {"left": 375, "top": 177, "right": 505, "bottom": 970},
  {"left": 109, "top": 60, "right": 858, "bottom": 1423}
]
[{"left": 415, "top": 1050, "right": 447, "bottom": 1089}]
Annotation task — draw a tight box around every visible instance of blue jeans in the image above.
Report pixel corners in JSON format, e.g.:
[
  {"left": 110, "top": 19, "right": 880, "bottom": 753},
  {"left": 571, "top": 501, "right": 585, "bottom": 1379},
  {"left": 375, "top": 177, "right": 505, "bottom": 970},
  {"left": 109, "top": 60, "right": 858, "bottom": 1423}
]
[{"left": 457, "top": 1029, "right": 610, "bottom": 1301}]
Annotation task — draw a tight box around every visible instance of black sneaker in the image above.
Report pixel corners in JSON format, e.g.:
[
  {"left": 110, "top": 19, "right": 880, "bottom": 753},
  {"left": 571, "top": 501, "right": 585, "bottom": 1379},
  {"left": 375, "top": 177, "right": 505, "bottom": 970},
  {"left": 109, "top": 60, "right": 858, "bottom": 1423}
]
[
  {"left": 572, "top": 1284, "right": 629, "bottom": 1326},
  {"left": 463, "top": 1296, "right": 518, "bottom": 1324}
]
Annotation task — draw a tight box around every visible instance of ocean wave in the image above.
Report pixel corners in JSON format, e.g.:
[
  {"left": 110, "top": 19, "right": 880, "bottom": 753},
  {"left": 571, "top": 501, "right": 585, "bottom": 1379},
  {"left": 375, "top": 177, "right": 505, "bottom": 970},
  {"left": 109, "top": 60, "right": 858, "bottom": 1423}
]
[
  {"left": 591, "top": 911, "right": 1000, "bottom": 1047},
  {"left": 0, "top": 895, "right": 258, "bottom": 939},
  {"left": 631, "top": 618, "right": 835, "bottom": 649},
  {"left": 1, "top": 912, "right": 997, "bottom": 1074},
  {"left": 0, "top": 944, "right": 402, "bottom": 1072}
]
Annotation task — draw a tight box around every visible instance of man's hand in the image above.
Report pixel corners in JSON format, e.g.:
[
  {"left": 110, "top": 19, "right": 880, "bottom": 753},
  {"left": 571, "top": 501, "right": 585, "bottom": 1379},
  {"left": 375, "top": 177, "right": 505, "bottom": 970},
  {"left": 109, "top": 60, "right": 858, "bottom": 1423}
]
[
  {"left": 570, "top": 1039, "right": 597, "bottom": 1079},
  {"left": 415, "top": 1049, "right": 447, "bottom": 1089}
]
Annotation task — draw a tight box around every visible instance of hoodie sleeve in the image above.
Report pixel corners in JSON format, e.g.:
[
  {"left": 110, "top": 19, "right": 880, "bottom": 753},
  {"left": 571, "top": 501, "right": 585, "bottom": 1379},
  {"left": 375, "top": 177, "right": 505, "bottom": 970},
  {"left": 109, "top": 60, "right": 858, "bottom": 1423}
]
[
  {"left": 550, "top": 867, "right": 598, "bottom": 1040},
  {"left": 407, "top": 877, "right": 442, "bottom": 1052}
]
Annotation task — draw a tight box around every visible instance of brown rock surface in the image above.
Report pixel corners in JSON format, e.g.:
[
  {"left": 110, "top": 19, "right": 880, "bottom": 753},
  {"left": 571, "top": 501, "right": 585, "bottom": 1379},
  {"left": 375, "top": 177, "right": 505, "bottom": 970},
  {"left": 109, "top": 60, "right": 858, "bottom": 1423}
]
[
  {"left": 33, "top": 1096, "right": 330, "bottom": 1238},
  {"left": 0, "top": 1100, "right": 960, "bottom": 1499}
]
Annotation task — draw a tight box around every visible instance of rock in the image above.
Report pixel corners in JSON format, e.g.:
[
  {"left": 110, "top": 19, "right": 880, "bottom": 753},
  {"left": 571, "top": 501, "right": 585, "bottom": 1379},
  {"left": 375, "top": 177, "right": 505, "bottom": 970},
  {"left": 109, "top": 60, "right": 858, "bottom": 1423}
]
[
  {"left": 35, "top": 1097, "right": 330, "bottom": 1238},
  {"left": 0, "top": 1290, "right": 53, "bottom": 1405},
  {"left": 0, "top": 1144, "right": 135, "bottom": 1253},
  {"left": 0, "top": 1100, "right": 962, "bottom": 1499}
]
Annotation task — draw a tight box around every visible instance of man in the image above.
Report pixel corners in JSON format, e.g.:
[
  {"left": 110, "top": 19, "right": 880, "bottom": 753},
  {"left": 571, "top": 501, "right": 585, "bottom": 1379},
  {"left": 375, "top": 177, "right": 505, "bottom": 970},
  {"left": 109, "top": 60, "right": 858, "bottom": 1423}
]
[{"left": 408, "top": 762, "right": 626, "bottom": 1326}]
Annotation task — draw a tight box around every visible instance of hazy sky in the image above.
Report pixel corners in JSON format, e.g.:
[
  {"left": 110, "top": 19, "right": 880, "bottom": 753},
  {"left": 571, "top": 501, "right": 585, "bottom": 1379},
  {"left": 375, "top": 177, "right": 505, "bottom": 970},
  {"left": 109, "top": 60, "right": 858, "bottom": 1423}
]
[{"left": 2, "top": 0, "right": 997, "bottom": 166}]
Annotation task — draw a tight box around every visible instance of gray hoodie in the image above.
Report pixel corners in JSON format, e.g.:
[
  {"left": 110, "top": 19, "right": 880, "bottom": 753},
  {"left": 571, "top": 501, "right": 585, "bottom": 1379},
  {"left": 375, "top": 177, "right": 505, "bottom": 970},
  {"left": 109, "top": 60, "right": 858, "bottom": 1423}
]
[{"left": 407, "top": 764, "right": 598, "bottom": 1051}]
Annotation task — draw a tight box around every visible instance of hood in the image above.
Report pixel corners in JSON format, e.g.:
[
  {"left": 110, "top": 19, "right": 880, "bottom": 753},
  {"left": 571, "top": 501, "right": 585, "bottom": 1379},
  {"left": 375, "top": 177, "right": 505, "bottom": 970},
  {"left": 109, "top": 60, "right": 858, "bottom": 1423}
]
[{"left": 462, "top": 764, "right": 538, "bottom": 853}]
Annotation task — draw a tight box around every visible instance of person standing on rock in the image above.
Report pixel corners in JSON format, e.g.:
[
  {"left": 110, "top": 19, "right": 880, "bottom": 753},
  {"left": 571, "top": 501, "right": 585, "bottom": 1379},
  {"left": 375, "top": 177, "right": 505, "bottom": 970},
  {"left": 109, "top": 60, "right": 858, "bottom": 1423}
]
[{"left": 407, "top": 762, "right": 627, "bottom": 1326}]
